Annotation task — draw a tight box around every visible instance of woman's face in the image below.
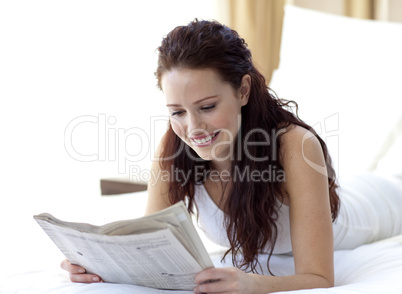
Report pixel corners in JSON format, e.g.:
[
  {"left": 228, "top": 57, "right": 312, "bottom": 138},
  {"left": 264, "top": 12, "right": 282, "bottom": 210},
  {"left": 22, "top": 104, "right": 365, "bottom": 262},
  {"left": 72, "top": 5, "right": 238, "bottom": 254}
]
[{"left": 161, "top": 68, "right": 250, "bottom": 162}]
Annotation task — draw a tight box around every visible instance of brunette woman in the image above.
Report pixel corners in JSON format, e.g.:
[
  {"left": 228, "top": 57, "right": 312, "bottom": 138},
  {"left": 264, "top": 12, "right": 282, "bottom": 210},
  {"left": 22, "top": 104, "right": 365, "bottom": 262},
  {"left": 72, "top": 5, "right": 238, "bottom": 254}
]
[{"left": 62, "top": 19, "right": 402, "bottom": 293}]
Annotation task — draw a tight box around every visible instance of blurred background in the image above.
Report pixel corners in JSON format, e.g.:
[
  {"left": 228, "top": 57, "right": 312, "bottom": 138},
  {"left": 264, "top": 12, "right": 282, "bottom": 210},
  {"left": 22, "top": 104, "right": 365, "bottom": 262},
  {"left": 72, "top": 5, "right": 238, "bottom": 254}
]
[{"left": 1, "top": 0, "right": 401, "bottom": 276}]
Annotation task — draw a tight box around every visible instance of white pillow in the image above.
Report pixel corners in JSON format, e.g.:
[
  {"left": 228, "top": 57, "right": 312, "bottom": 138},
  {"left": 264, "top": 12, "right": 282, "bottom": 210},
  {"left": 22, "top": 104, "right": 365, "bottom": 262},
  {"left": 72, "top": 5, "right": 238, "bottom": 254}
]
[
  {"left": 374, "top": 117, "right": 402, "bottom": 178},
  {"left": 270, "top": 5, "right": 402, "bottom": 178}
]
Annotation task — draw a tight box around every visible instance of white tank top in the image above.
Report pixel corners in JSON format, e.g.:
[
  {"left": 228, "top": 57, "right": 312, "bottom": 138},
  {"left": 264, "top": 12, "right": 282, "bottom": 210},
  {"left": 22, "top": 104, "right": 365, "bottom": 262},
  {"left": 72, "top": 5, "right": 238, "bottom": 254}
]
[
  {"left": 194, "top": 184, "right": 293, "bottom": 254},
  {"left": 194, "top": 173, "right": 402, "bottom": 255}
]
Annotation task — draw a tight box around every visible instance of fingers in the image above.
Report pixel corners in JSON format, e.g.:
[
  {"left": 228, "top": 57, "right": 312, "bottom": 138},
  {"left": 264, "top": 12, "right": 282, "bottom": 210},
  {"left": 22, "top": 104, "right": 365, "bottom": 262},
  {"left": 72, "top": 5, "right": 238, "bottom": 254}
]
[
  {"left": 194, "top": 279, "right": 228, "bottom": 293},
  {"left": 194, "top": 267, "right": 224, "bottom": 284},
  {"left": 60, "top": 259, "right": 85, "bottom": 274},
  {"left": 194, "top": 268, "right": 227, "bottom": 293},
  {"left": 69, "top": 273, "right": 103, "bottom": 283},
  {"left": 60, "top": 259, "right": 103, "bottom": 283},
  {"left": 194, "top": 267, "right": 249, "bottom": 293}
]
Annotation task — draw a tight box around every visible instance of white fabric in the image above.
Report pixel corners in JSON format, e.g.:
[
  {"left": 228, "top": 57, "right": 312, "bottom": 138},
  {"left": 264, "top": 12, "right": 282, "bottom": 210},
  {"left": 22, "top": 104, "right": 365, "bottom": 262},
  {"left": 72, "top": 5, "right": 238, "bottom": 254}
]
[
  {"left": 194, "top": 184, "right": 292, "bottom": 254},
  {"left": 1, "top": 234, "right": 402, "bottom": 293},
  {"left": 195, "top": 173, "right": 402, "bottom": 254},
  {"left": 1, "top": 187, "right": 402, "bottom": 293},
  {"left": 375, "top": 124, "right": 402, "bottom": 179},
  {"left": 270, "top": 5, "right": 402, "bottom": 178},
  {"left": 334, "top": 173, "right": 402, "bottom": 249}
]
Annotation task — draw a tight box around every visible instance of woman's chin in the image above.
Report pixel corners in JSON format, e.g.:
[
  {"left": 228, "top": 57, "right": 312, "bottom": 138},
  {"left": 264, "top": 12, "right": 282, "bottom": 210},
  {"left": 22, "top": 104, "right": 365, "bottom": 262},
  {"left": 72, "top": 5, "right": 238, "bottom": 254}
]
[
  {"left": 194, "top": 149, "right": 230, "bottom": 163},
  {"left": 185, "top": 140, "right": 231, "bottom": 162},
  {"left": 194, "top": 151, "right": 213, "bottom": 161}
]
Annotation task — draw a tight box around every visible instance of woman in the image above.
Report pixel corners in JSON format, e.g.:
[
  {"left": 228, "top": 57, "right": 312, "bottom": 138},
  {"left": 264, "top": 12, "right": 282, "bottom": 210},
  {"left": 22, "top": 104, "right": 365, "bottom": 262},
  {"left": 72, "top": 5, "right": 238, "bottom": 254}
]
[{"left": 61, "top": 19, "right": 402, "bottom": 293}]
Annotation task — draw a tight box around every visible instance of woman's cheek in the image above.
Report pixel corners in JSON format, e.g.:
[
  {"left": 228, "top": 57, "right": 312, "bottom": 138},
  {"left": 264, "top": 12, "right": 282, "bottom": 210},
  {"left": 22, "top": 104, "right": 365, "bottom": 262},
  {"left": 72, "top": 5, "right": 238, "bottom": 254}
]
[{"left": 171, "top": 121, "right": 186, "bottom": 141}]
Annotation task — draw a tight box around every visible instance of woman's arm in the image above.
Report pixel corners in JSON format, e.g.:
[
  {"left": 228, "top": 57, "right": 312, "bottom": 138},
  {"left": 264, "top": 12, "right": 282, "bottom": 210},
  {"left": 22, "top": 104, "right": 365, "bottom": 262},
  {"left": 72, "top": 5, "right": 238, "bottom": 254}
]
[
  {"left": 194, "top": 126, "right": 335, "bottom": 293},
  {"left": 284, "top": 125, "right": 334, "bottom": 287},
  {"left": 145, "top": 134, "right": 173, "bottom": 215}
]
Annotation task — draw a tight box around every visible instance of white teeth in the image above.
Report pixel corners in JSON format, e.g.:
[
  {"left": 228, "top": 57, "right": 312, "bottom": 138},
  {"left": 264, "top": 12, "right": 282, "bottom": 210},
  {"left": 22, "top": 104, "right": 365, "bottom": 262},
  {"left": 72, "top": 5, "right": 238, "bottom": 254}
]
[{"left": 193, "top": 133, "right": 216, "bottom": 144}]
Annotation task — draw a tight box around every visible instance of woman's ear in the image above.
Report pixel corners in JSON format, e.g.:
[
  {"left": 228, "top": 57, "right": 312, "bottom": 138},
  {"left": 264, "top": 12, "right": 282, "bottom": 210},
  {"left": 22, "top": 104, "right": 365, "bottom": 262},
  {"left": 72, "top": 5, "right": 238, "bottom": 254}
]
[{"left": 239, "top": 74, "right": 251, "bottom": 106}]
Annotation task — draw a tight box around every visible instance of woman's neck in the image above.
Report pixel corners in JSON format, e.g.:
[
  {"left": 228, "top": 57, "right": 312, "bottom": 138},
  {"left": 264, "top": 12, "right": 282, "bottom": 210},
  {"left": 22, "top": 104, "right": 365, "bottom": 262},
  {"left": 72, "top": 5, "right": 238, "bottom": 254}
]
[
  {"left": 211, "top": 158, "right": 230, "bottom": 171},
  {"left": 210, "top": 159, "right": 232, "bottom": 176}
]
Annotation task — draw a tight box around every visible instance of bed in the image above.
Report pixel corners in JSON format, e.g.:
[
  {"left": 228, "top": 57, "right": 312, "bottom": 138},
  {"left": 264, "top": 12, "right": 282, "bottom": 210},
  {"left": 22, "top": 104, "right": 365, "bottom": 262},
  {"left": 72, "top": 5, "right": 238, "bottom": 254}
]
[
  {"left": 1, "top": 188, "right": 402, "bottom": 294},
  {"left": 1, "top": 4, "right": 402, "bottom": 294}
]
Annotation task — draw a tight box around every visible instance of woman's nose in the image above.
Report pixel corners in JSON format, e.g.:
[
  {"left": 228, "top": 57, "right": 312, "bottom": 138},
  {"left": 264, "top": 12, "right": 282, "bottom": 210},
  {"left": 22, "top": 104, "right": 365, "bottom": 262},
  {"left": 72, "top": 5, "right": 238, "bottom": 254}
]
[{"left": 187, "top": 114, "right": 206, "bottom": 135}]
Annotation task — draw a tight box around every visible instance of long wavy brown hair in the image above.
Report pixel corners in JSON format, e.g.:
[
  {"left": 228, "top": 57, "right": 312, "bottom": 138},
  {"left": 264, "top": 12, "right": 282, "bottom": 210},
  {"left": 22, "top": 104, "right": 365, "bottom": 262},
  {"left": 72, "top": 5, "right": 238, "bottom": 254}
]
[{"left": 155, "top": 19, "right": 340, "bottom": 274}]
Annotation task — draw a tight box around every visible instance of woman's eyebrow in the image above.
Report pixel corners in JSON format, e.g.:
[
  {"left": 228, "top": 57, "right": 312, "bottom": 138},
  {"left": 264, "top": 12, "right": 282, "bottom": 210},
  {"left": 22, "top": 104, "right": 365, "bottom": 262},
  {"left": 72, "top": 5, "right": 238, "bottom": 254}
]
[{"left": 166, "top": 95, "right": 219, "bottom": 107}]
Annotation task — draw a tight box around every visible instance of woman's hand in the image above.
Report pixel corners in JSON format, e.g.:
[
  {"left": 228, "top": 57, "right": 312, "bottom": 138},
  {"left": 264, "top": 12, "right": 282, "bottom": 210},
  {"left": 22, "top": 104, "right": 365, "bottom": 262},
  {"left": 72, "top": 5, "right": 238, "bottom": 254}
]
[
  {"left": 60, "top": 259, "right": 103, "bottom": 283},
  {"left": 194, "top": 267, "right": 257, "bottom": 294}
]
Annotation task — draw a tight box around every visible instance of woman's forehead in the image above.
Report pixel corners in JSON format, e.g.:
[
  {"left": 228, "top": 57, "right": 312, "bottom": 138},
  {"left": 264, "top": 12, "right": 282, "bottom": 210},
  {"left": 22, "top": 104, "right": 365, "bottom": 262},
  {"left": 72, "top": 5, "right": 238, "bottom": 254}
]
[{"left": 162, "top": 68, "right": 230, "bottom": 103}]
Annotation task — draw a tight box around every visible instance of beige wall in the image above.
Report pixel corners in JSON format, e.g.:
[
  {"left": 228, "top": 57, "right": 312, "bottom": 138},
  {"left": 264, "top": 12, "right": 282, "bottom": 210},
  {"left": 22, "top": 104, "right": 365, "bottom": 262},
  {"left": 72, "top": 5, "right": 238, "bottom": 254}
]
[
  {"left": 287, "top": 0, "right": 344, "bottom": 15},
  {"left": 387, "top": 0, "right": 402, "bottom": 22},
  {"left": 286, "top": 0, "right": 402, "bottom": 23}
]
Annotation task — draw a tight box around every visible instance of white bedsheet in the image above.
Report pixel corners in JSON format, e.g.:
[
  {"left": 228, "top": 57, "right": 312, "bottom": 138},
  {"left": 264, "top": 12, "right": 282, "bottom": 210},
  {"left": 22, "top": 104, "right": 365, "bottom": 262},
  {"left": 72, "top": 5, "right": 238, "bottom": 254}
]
[
  {"left": 1, "top": 174, "right": 402, "bottom": 294},
  {"left": 1, "top": 235, "right": 402, "bottom": 293}
]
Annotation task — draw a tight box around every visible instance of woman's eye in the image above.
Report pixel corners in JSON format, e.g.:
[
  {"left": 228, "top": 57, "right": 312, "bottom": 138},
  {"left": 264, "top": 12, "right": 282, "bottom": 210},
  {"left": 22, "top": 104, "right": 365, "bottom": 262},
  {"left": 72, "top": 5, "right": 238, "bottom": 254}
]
[
  {"left": 171, "top": 110, "right": 184, "bottom": 116},
  {"left": 201, "top": 105, "right": 215, "bottom": 111}
]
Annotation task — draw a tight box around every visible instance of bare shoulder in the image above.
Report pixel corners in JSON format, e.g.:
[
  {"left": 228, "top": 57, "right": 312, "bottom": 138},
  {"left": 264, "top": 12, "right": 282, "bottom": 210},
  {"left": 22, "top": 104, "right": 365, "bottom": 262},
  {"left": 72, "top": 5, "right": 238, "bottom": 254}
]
[
  {"left": 280, "top": 124, "right": 320, "bottom": 148},
  {"left": 279, "top": 124, "right": 323, "bottom": 164},
  {"left": 279, "top": 124, "right": 328, "bottom": 194}
]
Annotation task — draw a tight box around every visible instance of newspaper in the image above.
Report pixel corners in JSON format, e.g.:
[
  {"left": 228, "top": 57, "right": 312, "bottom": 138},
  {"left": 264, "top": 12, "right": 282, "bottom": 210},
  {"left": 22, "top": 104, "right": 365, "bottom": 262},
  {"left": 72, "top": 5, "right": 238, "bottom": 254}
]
[{"left": 34, "top": 201, "right": 214, "bottom": 290}]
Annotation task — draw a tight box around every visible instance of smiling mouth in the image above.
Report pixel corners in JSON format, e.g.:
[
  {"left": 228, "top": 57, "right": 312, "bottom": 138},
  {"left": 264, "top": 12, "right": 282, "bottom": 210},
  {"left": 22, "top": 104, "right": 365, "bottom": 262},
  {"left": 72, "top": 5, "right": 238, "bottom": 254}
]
[{"left": 191, "top": 131, "right": 220, "bottom": 144}]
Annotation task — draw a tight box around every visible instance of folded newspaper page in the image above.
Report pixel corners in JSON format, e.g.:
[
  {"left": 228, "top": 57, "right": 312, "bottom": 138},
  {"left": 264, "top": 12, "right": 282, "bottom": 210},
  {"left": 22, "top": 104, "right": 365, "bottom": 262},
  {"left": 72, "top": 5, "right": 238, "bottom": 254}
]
[{"left": 34, "top": 201, "right": 214, "bottom": 290}]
